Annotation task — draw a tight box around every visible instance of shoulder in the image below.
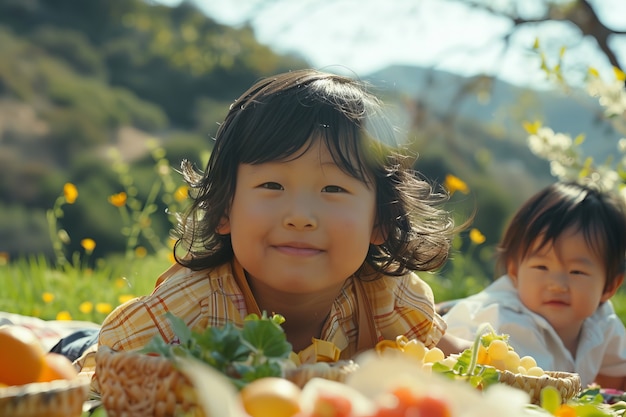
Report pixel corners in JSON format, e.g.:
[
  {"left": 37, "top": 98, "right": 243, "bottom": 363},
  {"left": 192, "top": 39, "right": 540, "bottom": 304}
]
[
  {"left": 445, "top": 275, "right": 520, "bottom": 313},
  {"left": 591, "top": 301, "right": 626, "bottom": 336},
  {"left": 443, "top": 275, "right": 531, "bottom": 340},
  {"left": 358, "top": 272, "right": 445, "bottom": 348},
  {"left": 99, "top": 261, "right": 245, "bottom": 351},
  {"left": 360, "top": 271, "right": 435, "bottom": 308}
]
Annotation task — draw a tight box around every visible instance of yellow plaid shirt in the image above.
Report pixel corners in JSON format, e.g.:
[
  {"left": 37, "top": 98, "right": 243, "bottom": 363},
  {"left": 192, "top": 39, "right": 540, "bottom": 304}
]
[{"left": 79, "top": 259, "right": 445, "bottom": 373}]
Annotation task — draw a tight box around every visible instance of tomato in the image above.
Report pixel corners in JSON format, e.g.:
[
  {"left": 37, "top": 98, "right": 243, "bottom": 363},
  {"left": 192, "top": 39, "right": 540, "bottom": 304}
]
[
  {"left": 309, "top": 392, "right": 353, "bottom": 417},
  {"left": 369, "top": 386, "right": 451, "bottom": 417},
  {"left": 412, "top": 395, "right": 451, "bottom": 417}
]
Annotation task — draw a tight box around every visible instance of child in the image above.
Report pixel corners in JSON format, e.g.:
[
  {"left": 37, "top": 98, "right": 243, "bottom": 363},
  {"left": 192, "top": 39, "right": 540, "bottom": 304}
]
[
  {"left": 443, "top": 181, "right": 626, "bottom": 389},
  {"left": 76, "top": 69, "right": 468, "bottom": 373}
]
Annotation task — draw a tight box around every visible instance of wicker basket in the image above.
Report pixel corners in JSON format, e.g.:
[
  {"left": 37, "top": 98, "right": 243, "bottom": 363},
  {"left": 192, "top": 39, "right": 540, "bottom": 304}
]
[
  {"left": 0, "top": 377, "right": 90, "bottom": 417},
  {"left": 96, "top": 346, "right": 358, "bottom": 416},
  {"left": 283, "top": 360, "right": 359, "bottom": 388},
  {"left": 95, "top": 345, "right": 203, "bottom": 417},
  {"left": 498, "top": 370, "right": 581, "bottom": 404}
]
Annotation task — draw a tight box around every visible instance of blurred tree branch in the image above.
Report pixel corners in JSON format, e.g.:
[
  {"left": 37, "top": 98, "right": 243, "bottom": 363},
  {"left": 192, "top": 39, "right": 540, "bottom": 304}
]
[{"left": 449, "top": 0, "right": 624, "bottom": 75}]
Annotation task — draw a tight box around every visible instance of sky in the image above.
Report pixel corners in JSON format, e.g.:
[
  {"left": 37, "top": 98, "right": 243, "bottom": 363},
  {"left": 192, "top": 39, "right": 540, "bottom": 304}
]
[{"left": 153, "top": 0, "right": 626, "bottom": 89}]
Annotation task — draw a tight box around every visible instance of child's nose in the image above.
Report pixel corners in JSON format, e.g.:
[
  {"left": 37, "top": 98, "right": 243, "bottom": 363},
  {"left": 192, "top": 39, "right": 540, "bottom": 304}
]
[
  {"left": 283, "top": 195, "right": 317, "bottom": 230},
  {"left": 283, "top": 214, "right": 317, "bottom": 230},
  {"left": 547, "top": 272, "right": 568, "bottom": 292},
  {"left": 283, "top": 198, "right": 318, "bottom": 230}
]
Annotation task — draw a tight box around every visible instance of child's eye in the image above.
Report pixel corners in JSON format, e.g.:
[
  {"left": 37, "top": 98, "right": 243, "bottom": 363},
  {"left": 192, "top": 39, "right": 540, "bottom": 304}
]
[
  {"left": 322, "top": 185, "right": 346, "bottom": 193},
  {"left": 531, "top": 265, "right": 548, "bottom": 271},
  {"left": 570, "top": 270, "right": 588, "bottom": 276},
  {"left": 260, "top": 182, "right": 283, "bottom": 190}
]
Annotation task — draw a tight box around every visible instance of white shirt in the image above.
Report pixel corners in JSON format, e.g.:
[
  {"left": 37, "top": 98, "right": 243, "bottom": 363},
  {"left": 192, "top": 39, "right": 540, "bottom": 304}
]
[{"left": 443, "top": 275, "right": 626, "bottom": 387}]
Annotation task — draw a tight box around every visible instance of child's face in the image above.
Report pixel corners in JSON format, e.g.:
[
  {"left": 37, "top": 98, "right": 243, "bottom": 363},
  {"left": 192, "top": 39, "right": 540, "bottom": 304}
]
[
  {"left": 218, "top": 139, "right": 382, "bottom": 295},
  {"left": 509, "top": 227, "right": 617, "bottom": 340}
]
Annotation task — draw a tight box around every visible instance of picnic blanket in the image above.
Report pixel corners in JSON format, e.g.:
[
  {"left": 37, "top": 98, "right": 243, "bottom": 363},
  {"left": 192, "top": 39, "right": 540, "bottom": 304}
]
[{"left": 0, "top": 312, "right": 100, "bottom": 352}]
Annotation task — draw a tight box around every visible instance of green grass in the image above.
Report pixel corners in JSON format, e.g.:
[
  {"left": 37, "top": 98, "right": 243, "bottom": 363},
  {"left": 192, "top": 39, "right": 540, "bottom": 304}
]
[
  {"left": 2, "top": 255, "right": 625, "bottom": 326},
  {"left": 0, "top": 254, "right": 171, "bottom": 323}
]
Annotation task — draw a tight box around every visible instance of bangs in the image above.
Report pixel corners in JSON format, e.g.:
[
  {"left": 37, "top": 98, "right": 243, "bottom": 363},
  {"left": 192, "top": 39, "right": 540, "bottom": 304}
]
[
  {"left": 229, "top": 78, "right": 394, "bottom": 184},
  {"left": 524, "top": 192, "right": 610, "bottom": 260}
]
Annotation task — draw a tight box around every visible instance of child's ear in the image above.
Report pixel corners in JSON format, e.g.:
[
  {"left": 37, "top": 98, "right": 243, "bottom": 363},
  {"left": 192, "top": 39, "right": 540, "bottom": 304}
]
[
  {"left": 507, "top": 260, "right": 519, "bottom": 286},
  {"left": 601, "top": 274, "right": 624, "bottom": 303},
  {"left": 216, "top": 216, "right": 231, "bottom": 235}
]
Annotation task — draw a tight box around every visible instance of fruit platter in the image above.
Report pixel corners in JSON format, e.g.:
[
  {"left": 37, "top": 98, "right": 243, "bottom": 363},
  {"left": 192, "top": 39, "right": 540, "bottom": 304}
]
[{"left": 88, "top": 314, "right": 626, "bottom": 417}]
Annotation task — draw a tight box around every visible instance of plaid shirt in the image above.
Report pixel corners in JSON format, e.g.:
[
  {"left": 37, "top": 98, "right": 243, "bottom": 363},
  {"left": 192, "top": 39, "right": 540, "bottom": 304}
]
[{"left": 79, "top": 259, "right": 445, "bottom": 372}]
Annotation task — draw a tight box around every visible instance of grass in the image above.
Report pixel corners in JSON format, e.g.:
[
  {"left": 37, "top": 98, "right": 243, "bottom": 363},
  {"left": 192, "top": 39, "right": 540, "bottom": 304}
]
[
  {"left": 0, "top": 254, "right": 171, "bottom": 323},
  {"left": 2, "top": 254, "right": 626, "bottom": 326}
]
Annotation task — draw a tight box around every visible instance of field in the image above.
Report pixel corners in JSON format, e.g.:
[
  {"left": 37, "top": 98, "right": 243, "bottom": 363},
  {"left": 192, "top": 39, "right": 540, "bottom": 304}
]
[{"left": 2, "top": 253, "right": 625, "bottom": 327}]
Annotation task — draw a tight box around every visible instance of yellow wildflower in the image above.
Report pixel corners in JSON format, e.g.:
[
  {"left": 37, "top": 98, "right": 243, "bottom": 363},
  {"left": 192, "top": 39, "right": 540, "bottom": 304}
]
[
  {"left": 174, "top": 185, "right": 189, "bottom": 202},
  {"left": 63, "top": 183, "right": 78, "bottom": 204},
  {"left": 108, "top": 192, "right": 127, "bottom": 207},
  {"left": 115, "top": 278, "right": 127, "bottom": 289},
  {"left": 42, "top": 292, "right": 55, "bottom": 303},
  {"left": 522, "top": 120, "right": 542, "bottom": 134},
  {"left": 134, "top": 246, "right": 147, "bottom": 258},
  {"left": 96, "top": 303, "right": 113, "bottom": 314},
  {"left": 444, "top": 174, "right": 469, "bottom": 196},
  {"left": 81, "top": 238, "right": 96, "bottom": 254},
  {"left": 118, "top": 294, "right": 136, "bottom": 304},
  {"left": 79, "top": 301, "right": 93, "bottom": 314},
  {"left": 56, "top": 311, "right": 72, "bottom": 321},
  {"left": 469, "top": 228, "right": 486, "bottom": 245}
]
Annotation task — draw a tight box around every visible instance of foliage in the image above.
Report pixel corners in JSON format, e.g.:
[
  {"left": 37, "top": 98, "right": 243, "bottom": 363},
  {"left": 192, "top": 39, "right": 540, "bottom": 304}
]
[
  {"left": 141, "top": 312, "right": 292, "bottom": 389},
  {"left": 0, "top": 0, "right": 309, "bottom": 261}
]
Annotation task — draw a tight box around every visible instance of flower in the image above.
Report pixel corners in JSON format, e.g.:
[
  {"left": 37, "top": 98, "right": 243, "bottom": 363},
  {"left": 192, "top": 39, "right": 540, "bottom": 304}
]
[
  {"left": 56, "top": 311, "right": 72, "bottom": 321},
  {"left": 115, "top": 278, "right": 128, "bottom": 289},
  {"left": 42, "top": 292, "right": 55, "bottom": 303},
  {"left": 134, "top": 246, "right": 147, "bottom": 258},
  {"left": 108, "top": 192, "right": 128, "bottom": 207},
  {"left": 63, "top": 183, "right": 78, "bottom": 204},
  {"left": 79, "top": 301, "right": 93, "bottom": 314},
  {"left": 469, "top": 228, "right": 486, "bottom": 245},
  {"left": 118, "top": 294, "right": 136, "bottom": 304},
  {"left": 96, "top": 303, "right": 113, "bottom": 314},
  {"left": 174, "top": 185, "right": 189, "bottom": 202},
  {"left": 81, "top": 238, "right": 96, "bottom": 254},
  {"left": 444, "top": 174, "right": 469, "bottom": 196}
]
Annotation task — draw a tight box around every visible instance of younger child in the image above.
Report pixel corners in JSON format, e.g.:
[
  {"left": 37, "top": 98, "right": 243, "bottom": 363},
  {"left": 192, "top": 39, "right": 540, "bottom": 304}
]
[
  {"left": 444, "top": 181, "right": 626, "bottom": 389},
  {"left": 76, "top": 69, "right": 469, "bottom": 373}
]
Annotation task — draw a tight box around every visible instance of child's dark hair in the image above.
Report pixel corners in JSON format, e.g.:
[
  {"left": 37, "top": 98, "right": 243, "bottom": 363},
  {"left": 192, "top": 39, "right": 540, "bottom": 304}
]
[
  {"left": 496, "top": 181, "right": 626, "bottom": 290},
  {"left": 174, "top": 69, "right": 458, "bottom": 277}
]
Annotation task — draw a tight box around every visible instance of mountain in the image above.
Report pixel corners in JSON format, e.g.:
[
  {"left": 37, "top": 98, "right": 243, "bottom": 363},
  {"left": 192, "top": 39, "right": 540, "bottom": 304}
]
[{"left": 365, "top": 65, "right": 619, "bottom": 162}]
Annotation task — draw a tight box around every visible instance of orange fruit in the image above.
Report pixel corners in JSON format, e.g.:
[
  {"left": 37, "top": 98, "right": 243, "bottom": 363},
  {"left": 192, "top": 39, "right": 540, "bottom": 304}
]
[
  {"left": 37, "top": 352, "right": 78, "bottom": 382},
  {"left": 0, "top": 325, "right": 46, "bottom": 386},
  {"left": 240, "top": 377, "right": 302, "bottom": 417}
]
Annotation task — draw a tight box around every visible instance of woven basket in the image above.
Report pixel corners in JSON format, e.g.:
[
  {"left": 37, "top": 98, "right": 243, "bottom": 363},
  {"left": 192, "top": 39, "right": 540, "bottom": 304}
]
[
  {"left": 0, "top": 377, "right": 90, "bottom": 417},
  {"left": 498, "top": 370, "right": 581, "bottom": 404},
  {"left": 283, "top": 360, "right": 359, "bottom": 388},
  {"left": 96, "top": 346, "right": 358, "bottom": 416},
  {"left": 95, "top": 345, "right": 203, "bottom": 417}
]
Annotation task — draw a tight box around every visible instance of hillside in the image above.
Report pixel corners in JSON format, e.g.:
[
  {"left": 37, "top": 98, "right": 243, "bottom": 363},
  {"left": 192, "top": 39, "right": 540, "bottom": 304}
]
[{"left": 0, "top": 1, "right": 613, "bottom": 265}]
